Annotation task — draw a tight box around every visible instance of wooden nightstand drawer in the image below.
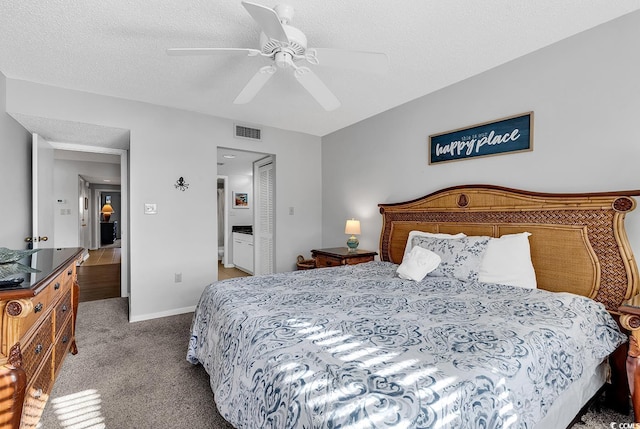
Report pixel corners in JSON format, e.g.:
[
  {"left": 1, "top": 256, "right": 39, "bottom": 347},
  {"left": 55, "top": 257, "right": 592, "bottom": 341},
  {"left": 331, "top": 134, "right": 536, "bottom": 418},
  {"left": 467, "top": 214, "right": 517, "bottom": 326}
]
[
  {"left": 311, "top": 247, "right": 377, "bottom": 268},
  {"left": 315, "top": 255, "right": 342, "bottom": 267}
]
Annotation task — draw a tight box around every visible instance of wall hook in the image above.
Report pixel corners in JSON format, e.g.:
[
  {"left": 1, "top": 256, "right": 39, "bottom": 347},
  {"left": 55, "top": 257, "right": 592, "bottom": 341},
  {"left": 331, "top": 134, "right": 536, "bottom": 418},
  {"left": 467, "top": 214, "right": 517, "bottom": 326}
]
[{"left": 175, "top": 177, "right": 189, "bottom": 191}]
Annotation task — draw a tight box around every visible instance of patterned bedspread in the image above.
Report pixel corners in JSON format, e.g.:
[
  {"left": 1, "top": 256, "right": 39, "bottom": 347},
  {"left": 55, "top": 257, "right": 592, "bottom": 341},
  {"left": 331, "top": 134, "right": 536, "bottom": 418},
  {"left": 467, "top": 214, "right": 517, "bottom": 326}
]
[{"left": 187, "top": 261, "right": 626, "bottom": 429}]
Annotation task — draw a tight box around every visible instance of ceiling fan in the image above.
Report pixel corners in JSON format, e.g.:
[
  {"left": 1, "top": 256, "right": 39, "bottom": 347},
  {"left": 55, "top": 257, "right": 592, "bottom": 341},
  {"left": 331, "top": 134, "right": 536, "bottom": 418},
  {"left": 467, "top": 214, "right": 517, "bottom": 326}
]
[{"left": 167, "top": 1, "right": 389, "bottom": 111}]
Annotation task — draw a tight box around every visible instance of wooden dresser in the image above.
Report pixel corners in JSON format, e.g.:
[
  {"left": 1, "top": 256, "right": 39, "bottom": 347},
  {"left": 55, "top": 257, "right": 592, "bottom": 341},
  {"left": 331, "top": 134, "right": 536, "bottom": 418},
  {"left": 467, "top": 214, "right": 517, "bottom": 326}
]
[{"left": 0, "top": 247, "right": 82, "bottom": 429}]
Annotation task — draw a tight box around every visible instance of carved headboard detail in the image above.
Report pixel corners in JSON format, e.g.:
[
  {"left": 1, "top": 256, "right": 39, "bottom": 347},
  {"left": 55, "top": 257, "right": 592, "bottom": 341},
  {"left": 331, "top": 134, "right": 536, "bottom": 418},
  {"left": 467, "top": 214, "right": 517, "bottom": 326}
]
[{"left": 378, "top": 185, "right": 640, "bottom": 313}]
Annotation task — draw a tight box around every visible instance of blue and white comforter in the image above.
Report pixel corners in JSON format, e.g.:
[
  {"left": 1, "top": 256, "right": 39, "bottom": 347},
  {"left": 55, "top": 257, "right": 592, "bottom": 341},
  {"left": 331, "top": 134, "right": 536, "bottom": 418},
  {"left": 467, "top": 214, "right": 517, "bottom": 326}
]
[{"left": 188, "top": 261, "right": 626, "bottom": 429}]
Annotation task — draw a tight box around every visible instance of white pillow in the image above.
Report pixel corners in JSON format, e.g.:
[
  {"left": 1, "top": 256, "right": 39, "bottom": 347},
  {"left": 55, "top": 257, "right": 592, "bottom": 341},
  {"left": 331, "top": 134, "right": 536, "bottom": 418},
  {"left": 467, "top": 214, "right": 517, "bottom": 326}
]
[
  {"left": 478, "top": 232, "right": 537, "bottom": 289},
  {"left": 397, "top": 246, "right": 442, "bottom": 281},
  {"left": 403, "top": 231, "right": 466, "bottom": 259}
]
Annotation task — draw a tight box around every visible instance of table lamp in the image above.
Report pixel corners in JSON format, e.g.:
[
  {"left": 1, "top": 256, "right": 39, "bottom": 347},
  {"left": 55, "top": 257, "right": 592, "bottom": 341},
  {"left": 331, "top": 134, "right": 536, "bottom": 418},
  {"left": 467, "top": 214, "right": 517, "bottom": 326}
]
[
  {"left": 345, "top": 218, "right": 361, "bottom": 252},
  {"left": 101, "top": 203, "right": 114, "bottom": 222}
]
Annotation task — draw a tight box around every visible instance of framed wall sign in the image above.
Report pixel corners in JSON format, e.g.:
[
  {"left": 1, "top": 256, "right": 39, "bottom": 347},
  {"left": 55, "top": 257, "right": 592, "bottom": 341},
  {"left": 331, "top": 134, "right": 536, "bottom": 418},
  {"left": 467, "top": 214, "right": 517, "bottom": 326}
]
[
  {"left": 233, "top": 192, "right": 249, "bottom": 208},
  {"left": 429, "top": 112, "right": 533, "bottom": 164}
]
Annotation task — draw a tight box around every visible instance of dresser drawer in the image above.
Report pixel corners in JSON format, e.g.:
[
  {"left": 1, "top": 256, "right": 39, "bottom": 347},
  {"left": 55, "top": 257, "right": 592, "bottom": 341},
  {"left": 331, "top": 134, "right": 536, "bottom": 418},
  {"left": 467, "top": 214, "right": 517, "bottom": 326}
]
[
  {"left": 54, "top": 290, "right": 72, "bottom": 336},
  {"left": 20, "top": 356, "right": 53, "bottom": 429},
  {"left": 50, "top": 270, "right": 72, "bottom": 303},
  {"left": 21, "top": 312, "right": 54, "bottom": 381},
  {"left": 54, "top": 318, "right": 73, "bottom": 378}
]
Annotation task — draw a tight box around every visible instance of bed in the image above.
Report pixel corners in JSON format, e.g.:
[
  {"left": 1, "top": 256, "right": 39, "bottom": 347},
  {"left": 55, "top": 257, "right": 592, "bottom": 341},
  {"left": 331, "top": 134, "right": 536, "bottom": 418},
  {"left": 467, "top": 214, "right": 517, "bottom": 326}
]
[{"left": 189, "top": 185, "right": 640, "bottom": 428}]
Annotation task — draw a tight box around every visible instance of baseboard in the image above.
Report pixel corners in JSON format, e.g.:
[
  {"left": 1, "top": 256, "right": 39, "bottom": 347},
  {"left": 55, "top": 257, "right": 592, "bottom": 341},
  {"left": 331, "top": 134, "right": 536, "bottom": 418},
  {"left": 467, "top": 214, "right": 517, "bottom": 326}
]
[{"left": 129, "top": 305, "right": 196, "bottom": 323}]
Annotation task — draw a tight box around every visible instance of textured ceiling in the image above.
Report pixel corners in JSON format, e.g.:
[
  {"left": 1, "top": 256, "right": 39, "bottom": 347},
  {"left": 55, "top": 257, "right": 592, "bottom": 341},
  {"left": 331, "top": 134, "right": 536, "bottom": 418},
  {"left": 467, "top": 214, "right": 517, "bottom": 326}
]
[
  {"left": 9, "top": 114, "right": 130, "bottom": 149},
  {"left": 2, "top": 1, "right": 640, "bottom": 138}
]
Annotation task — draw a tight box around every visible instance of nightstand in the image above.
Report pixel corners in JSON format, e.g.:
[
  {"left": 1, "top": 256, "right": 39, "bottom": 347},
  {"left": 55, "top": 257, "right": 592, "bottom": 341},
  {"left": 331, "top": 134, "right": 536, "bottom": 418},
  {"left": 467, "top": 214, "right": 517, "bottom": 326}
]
[
  {"left": 311, "top": 247, "right": 377, "bottom": 268},
  {"left": 618, "top": 296, "right": 640, "bottom": 421}
]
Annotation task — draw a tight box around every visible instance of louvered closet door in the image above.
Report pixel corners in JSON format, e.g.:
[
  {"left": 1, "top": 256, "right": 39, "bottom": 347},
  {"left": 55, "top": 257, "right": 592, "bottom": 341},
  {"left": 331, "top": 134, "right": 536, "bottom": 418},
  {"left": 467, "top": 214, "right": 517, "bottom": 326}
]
[{"left": 256, "top": 160, "right": 274, "bottom": 274}]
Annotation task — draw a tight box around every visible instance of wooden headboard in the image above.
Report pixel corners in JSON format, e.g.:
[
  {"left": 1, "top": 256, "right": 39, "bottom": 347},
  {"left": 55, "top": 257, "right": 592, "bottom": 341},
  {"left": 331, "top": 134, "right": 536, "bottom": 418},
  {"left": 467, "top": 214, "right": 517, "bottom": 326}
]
[{"left": 378, "top": 185, "right": 640, "bottom": 313}]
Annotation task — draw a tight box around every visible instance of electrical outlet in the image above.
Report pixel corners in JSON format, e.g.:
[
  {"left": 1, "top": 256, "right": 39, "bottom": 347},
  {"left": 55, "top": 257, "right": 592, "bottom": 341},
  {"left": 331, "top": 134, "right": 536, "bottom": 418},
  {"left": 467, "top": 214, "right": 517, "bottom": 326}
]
[
  {"left": 289, "top": 206, "right": 294, "bottom": 215},
  {"left": 174, "top": 273, "right": 182, "bottom": 283}
]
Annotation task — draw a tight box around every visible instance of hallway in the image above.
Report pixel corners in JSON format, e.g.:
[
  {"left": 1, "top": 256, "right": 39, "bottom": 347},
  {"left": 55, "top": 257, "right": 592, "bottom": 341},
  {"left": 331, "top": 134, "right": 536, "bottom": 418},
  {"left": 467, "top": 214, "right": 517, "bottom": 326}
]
[{"left": 77, "top": 247, "right": 121, "bottom": 302}]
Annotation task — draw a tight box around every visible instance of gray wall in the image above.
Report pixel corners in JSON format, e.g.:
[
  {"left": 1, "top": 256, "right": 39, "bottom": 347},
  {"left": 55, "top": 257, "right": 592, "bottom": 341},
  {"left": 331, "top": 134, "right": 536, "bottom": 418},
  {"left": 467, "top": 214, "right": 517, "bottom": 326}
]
[
  {"left": 321, "top": 11, "right": 640, "bottom": 256},
  {"left": 0, "top": 72, "right": 31, "bottom": 249},
  {"left": 5, "top": 80, "right": 322, "bottom": 321}
]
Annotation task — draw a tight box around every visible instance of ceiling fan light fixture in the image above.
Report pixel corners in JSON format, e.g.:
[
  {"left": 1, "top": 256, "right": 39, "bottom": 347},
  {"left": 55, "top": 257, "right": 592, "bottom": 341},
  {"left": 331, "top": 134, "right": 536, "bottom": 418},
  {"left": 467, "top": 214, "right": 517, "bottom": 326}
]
[
  {"left": 168, "top": 1, "right": 389, "bottom": 111},
  {"left": 274, "top": 51, "right": 294, "bottom": 68}
]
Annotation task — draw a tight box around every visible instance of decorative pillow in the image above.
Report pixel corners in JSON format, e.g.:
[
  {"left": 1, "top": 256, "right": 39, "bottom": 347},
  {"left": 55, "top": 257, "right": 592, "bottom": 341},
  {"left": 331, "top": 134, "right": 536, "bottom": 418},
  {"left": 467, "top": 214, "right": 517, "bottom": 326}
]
[
  {"left": 413, "top": 235, "right": 490, "bottom": 282},
  {"left": 403, "top": 231, "right": 466, "bottom": 259},
  {"left": 479, "top": 232, "right": 537, "bottom": 289},
  {"left": 396, "top": 246, "right": 442, "bottom": 281}
]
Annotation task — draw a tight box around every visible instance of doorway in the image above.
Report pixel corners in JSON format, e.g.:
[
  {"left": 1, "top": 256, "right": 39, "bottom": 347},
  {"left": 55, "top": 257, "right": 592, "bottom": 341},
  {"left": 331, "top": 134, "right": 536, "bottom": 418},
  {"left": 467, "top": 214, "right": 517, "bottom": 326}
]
[
  {"left": 217, "top": 147, "right": 275, "bottom": 279},
  {"left": 76, "top": 189, "right": 122, "bottom": 302},
  {"left": 31, "top": 135, "right": 128, "bottom": 302}
]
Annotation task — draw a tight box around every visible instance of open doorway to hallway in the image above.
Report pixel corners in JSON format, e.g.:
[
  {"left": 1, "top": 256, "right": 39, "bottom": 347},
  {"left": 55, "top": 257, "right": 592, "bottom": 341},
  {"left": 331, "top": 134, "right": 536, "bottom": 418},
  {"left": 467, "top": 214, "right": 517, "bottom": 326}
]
[
  {"left": 78, "top": 247, "right": 121, "bottom": 301},
  {"left": 48, "top": 149, "right": 125, "bottom": 303},
  {"left": 78, "top": 185, "right": 123, "bottom": 302}
]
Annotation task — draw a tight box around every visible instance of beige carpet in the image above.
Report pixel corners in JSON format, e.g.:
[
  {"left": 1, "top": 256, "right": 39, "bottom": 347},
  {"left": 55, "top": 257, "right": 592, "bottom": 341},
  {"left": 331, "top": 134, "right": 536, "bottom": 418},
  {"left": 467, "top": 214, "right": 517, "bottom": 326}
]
[
  {"left": 37, "top": 297, "right": 633, "bottom": 428},
  {"left": 38, "top": 298, "right": 232, "bottom": 429}
]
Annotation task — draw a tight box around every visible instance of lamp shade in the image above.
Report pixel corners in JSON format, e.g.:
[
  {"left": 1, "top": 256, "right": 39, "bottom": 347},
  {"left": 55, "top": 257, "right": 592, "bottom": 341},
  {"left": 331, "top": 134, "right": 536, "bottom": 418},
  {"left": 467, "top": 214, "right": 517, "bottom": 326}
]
[
  {"left": 345, "top": 219, "right": 361, "bottom": 235},
  {"left": 101, "top": 203, "right": 114, "bottom": 222}
]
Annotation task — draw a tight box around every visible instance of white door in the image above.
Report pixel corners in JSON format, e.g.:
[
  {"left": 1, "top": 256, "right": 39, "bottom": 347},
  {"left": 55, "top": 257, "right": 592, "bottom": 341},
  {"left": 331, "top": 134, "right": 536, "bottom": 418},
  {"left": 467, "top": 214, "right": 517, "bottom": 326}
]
[
  {"left": 31, "top": 134, "right": 55, "bottom": 248},
  {"left": 254, "top": 157, "right": 274, "bottom": 275}
]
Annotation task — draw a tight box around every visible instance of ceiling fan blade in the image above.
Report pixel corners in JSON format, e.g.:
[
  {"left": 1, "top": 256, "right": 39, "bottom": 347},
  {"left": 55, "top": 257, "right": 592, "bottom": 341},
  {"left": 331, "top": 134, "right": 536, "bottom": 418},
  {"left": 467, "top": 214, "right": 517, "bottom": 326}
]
[
  {"left": 241, "top": 1, "right": 289, "bottom": 43},
  {"left": 234, "top": 65, "right": 277, "bottom": 104},
  {"left": 167, "top": 48, "right": 261, "bottom": 56},
  {"left": 310, "top": 48, "right": 389, "bottom": 75},
  {"left": 294, "top": 67, "right": 340, "bottom": 111}
]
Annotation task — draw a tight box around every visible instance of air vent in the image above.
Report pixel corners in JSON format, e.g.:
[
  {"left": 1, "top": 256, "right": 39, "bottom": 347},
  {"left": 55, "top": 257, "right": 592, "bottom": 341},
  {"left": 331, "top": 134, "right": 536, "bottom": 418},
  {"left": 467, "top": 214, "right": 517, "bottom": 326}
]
[{"left": 235, "top": 124, "right": 262, "bottom": 141}]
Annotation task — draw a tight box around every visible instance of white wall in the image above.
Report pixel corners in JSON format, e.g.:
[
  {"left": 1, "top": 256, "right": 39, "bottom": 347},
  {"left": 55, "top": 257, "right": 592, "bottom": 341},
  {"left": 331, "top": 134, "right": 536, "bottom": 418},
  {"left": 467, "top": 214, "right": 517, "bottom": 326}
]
[
  {"left": 5, "top": 81, "right": 322, "bottom": 321},
  {"left": 0, "top": 72, "right": 31, "bottom": 249},
  {"left": 322, "top": 11, "right": 640, "bottom": 256},
  {"left": 53, "top": 158, "right": 121, "bottom": 248},
  {"left": 228, "top": 174, "right": 253, "bottom": 227}
]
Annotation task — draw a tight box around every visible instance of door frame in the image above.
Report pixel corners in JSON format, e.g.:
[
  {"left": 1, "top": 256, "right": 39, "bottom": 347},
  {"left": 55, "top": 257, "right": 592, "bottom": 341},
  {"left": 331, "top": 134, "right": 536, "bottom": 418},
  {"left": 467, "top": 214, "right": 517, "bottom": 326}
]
[
  {"left": 32, "top": 133, "right": 55, "bottom": 249},
  {"left": 77, "top": 176, "right": 90, "bottom": 259},
  {"left": 46, "top": 142, "right": 129, "bottom": 298},
  {"left": 217, "top": 175, "right": 230, "bottom": 269}
]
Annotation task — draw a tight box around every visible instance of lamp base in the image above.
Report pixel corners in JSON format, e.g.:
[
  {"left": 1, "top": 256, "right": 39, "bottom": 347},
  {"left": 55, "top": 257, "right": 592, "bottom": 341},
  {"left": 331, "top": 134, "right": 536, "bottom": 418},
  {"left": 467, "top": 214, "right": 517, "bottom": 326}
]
[
  {"left": 346, "top": 236, "right": 359, "bottom": 252},
  {"left": 103, "top": 213, "right": 111, "bottom": 222}
]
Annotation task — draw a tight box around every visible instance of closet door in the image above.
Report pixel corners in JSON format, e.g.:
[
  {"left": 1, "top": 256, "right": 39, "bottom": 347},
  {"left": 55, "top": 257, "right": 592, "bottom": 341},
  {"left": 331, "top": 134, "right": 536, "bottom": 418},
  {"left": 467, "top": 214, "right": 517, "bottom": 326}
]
[{"left": 254, "top": 157, "right": 274, "bottom": 275}]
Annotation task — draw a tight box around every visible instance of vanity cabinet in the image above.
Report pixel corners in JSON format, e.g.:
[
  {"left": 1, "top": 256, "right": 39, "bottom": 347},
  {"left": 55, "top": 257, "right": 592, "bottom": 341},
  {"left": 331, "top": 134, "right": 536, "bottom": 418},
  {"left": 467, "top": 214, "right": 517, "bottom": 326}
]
[{"left": 232, "top": 232, "right": 254, "bottom": 274}]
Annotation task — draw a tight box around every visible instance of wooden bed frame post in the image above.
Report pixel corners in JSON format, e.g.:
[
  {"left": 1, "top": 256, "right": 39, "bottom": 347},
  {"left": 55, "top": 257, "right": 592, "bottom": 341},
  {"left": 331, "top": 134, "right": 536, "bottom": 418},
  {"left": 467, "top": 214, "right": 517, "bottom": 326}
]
[{"left": 619, "top": 314, "right": 640, "bottom": 421}]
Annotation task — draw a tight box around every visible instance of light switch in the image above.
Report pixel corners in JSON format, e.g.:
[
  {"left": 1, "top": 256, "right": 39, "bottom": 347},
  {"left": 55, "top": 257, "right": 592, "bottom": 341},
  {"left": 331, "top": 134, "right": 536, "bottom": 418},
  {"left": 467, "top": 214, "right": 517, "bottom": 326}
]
[{"left": 144, "top": 203, "right": 157, "bottom": 215}]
